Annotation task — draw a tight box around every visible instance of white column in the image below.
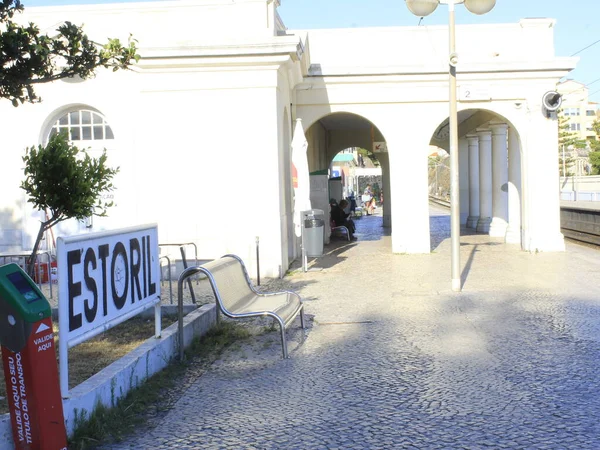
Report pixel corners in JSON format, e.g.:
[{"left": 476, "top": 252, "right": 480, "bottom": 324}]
[
  {"left": 459, "top": 138, "right": 469, "bottom": 225},
  {"left": 506, "top": 126, "right": 522, "bottom": 244},
  {"left": 489, "top": 122, "right": 509, "bottom": 237},
  {"left": 466, "top": 134, "right": 480, "bottom": 229},
  {"left": 379, "top": 152, "right": 392, "bottom": 228},
  {"left": 476, "top": 129, "right": 492, "bottom": 233},
  {"left": 389, "top": 133, "right": 431, "bottom": 254}
]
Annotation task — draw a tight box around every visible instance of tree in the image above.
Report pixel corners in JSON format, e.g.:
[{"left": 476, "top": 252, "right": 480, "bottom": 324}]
[
  {"left": 21, "top": 133, "right": 118, "bottom": 276},
  {"left": 428, "top": 156, "right": 450, "bottom": 198},
  {"left": 1, "top": 0, "right": 138, "bottom": 276},
  {"left": 557, "top": 111, "right": 586, "bottom": 176},
  {"left": 588, "top": 120, "right": 600, "bottom": 174},
  {"left": 1, "top": 0, "right": 139, "bottom": 106},
  {"left": 357, "top": 147, "right": 380, "bottom": 167}
]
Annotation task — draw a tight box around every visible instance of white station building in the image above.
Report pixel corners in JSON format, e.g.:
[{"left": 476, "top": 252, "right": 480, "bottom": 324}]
[{"left": 0, "top": 0, "right": 577, "bottom": 278}]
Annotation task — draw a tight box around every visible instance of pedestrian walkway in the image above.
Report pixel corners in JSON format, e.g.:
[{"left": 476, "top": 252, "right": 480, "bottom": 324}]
[{"left": 105, "top": 204, "right": 600, "bottom": 449}]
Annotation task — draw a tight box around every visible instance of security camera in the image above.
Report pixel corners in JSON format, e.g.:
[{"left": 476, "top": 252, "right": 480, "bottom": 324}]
[
  {"left": 542, "top": 91, "right": 562, "bottom": 112},
  {"left": 449, "top": 52, "right": 459, "bottom": 67}
]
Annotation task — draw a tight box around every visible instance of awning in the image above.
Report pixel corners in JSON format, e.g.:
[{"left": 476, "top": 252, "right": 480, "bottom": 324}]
[{"left": 332, "top": 154, "right": 354, "bottom": 162}]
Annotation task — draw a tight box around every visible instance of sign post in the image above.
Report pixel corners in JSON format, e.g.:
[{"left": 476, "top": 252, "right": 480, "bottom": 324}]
[
  {"left": 57, "top": 224, "right": 161, "bottom": 395},
  {"left": 0, "top": 263, "right": 67, "bottom": 450}
]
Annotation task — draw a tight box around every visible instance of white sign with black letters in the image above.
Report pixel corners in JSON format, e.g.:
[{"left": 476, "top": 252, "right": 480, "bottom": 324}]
[{"left": 57, "top": 224, "right": 160, "bottom": 344}]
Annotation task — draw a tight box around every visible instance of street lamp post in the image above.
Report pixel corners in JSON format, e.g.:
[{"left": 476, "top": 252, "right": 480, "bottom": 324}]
[{"left": 405, "top": 0, "right": 495, "bottom": 292}]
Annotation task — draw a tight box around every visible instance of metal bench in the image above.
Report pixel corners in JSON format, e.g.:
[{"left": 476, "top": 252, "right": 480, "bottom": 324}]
[
  {"left": 178, "top": 254, "right": 305, "bottom": 358},
  {"left": 330, "top": 222, "right": 350, "bottom": 241}
]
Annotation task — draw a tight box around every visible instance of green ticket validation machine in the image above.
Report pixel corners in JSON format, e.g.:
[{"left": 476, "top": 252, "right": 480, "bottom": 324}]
[{"left": 0, "top": 263, "right": 67, "bottom": 450}]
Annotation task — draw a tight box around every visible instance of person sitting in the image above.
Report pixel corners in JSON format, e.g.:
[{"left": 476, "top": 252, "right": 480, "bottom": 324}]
[{"left": 331, "top": 199, "right": 357, "bottom": 240}]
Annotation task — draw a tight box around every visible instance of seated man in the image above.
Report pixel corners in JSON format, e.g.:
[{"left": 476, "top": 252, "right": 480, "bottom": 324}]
[{"left": 331, "top": 199, "right": 357, "bottom": 240}]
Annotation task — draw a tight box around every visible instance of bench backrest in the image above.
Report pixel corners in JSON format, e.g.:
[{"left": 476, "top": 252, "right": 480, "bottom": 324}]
[{"left": 199, "top": 255, "right": 256, "bottom": 314}]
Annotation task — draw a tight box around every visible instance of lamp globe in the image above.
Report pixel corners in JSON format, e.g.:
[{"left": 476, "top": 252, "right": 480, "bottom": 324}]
[
  {"left": 405, "top": 0, "right": 439, "bottom": 17},
  {"left": 463, "top": 0, "right": 496, "bottom": 15}
]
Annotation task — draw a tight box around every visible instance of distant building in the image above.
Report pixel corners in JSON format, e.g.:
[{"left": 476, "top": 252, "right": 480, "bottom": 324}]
[{"left": 557, "top": 79, "right": 599, "bottom": 143}]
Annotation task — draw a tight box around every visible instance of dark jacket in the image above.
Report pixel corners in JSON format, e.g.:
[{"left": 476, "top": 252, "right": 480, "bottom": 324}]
[{"left": 331, "top": 204, "right": 349, "bottom": 227}]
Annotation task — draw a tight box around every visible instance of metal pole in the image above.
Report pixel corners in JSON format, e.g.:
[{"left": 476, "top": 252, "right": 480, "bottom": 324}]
[
  {"left": 255, "top": 236, "right": 260, "bottom": 286},
  {"left": 301, "top": 212, "right": 307, "bottom": 272},
  {"left": 177, "top": 274, "right": 185, "bottom": 361},
  {"left": 562, "top": 145, "right": 566, "bottom": 178},
  {"left": 448, "top": 2, "right": 461, "bottom": 292}
]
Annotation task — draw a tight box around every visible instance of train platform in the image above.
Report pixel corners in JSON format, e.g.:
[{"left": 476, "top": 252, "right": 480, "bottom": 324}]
[{"left": 102, "top": 203, "right": 600, "bottom": 449}]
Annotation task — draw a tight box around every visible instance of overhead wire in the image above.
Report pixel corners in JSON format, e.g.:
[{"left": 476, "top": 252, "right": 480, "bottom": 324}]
[
  {"left": 561, "top": 77, "right": 600, "bottom": 98},
  {"left": 570, "top": 38, "right": 600, "bottom": 57},
  {"left": 562, "top": 37, "right": 600, "bottom": 101}
]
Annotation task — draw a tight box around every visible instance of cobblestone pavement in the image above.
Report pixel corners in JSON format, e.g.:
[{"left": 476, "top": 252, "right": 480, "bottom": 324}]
[{"left": 103, "top": 205, "right": 600, "bottom": 449}]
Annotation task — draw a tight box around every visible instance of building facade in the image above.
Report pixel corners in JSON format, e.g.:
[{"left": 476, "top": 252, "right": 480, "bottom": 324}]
[
  {"left": 0, "top": 0, "right": 578, "bottom": 277},
  {"left": 557, "top": 79, "right": 599, "bottom": 143}
]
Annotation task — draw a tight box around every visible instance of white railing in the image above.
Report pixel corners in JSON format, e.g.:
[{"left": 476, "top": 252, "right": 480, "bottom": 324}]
[
  {"left": 560, "top": 191, "right": 600, "bottom": 202},
  {"left": 560, "top": 176, "right": 600, "bottom": 202}
]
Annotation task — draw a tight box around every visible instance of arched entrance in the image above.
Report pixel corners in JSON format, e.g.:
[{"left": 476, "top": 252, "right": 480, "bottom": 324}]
[
  {"left": 303, "top": 112, "right": 391, "bottom": 244},
  {"left": 429, "top": 108, "right": 524, "bottom": 248}
]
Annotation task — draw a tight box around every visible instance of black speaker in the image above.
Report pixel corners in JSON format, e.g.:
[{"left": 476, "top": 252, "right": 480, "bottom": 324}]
[{"left": 542, "top": 91, "right": 562, "bottom": 112}]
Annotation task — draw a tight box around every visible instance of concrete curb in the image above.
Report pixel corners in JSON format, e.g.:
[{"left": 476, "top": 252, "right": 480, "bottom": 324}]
[{"left": 0, "top": 304, "right": 216, "bottom": 448}]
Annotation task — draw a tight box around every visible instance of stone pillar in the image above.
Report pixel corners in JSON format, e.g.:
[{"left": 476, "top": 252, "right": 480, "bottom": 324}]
[
  {"left": 379, "top": 152, "right": 392, "bottom": 228},
  {"left": 489, "top": 122, "right": 509, "bottom": 237},
  {"left": 466, "top": 134, "right": 480, "bottom": 229},
  {"left": 459, "top": 138, "right": 469, "bottom": 225},
  {"left": 506, "top": 126, "right": 522, "bottom": 244},
  {"left": 476, "top": 129, "right": 493, "bottom": 233}
]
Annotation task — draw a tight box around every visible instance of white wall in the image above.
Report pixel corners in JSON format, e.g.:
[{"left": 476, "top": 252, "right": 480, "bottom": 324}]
[
  {"left": 1, "top": 0, "right": 304, "bottom": 277},
  {"left": 22, "top": 0, "right": 283, "bottom": 44},
  {"left": 296, "top": 18, "right": 561, "bottom": 76},
  {"left": 560, "top": 176, "right": 600, "bottom": 193}
]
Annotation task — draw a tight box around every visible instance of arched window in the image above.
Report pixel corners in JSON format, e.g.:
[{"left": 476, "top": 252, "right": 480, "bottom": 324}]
[{"left": 48, "top": 109, "right": 114, "bottom": 142}]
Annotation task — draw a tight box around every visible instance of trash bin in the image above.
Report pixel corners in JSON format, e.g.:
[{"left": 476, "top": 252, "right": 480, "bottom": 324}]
[{"left": 304, "top": 216, "right": 324, "bottom": 257}]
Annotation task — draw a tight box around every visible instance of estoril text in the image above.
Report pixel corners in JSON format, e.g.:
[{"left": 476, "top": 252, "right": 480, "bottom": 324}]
[{"left": 66, "top": 234, "right": 157, "bottom": 332}]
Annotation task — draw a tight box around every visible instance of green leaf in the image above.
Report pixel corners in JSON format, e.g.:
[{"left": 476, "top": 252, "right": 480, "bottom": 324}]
[{"left": 0, "top": 1, "right": 139, "bottom": 105}]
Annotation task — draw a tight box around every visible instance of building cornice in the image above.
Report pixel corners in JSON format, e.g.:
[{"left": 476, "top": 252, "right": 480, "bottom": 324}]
[
  {"left": 25, "top": 0, "right": 273, "bottom": 14},
  {"left": 138, "top": 36, "right": 304, "bottom": 69},
  {"left": 306, "top": 58, "right": 578, "bottom": 78}
]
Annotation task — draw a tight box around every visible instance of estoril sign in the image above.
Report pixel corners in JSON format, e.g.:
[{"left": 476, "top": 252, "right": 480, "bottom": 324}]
[{"left": 56, "top": 224, "right": 161, "bottom": 393}]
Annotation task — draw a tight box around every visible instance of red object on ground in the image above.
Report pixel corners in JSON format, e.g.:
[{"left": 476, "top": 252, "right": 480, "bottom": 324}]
[
  {"left": 33, "top": 262, "right": 57, "bottom": 284},
  {"left": 1, "top": 316, "right": 67, "bottom": 449}
]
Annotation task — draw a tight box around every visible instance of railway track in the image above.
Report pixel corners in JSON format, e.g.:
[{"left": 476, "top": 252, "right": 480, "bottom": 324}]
[
  {"left": 561, "top": 228, "right": 600, "bottom": 247},
  {"left": 429, "top": 196, "right": 600, "bottom": 248},
  {"left": 560, "top": 204, "right": 600, "bottom": 248},
  {"left": 429, "top": 196, "right": 451, "bottom": 209}
]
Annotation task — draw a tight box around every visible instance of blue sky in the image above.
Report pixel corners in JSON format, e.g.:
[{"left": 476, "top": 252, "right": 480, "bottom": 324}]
[{"left": 21, "top": 0, "right": 600, "bottom": 103}]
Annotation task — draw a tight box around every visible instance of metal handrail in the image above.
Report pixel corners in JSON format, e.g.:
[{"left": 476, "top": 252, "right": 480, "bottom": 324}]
[
  {"left": 178, "top": 265, "right": 205, "bottom": 361},
  {"left": 160, "top": 242, "right": 199, "bottom": 303},
  {"left": 159, "top": 242, "right": 198, "bottom": 267},
  {"left": 0, "top": 250, "right": 53, "bottom": 299}
]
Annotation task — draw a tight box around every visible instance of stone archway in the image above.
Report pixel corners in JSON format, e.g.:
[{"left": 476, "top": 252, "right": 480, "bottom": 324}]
[
  {"left": 429, "top": 109, "right": 525, "bottom": 247},
  {"left": 304, "top": 111, "right": 391, "bottom": 243}
]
